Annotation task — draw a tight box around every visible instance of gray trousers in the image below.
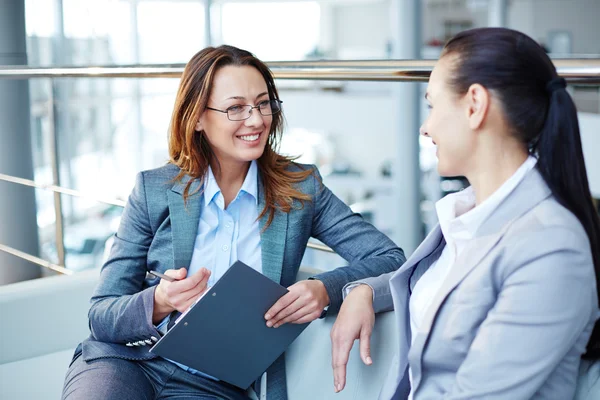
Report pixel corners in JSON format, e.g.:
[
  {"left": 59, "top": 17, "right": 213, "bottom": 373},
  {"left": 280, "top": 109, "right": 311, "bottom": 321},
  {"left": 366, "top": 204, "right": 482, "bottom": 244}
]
[{"left": 62, "top": 352, "right": 251, "bottom": 400}]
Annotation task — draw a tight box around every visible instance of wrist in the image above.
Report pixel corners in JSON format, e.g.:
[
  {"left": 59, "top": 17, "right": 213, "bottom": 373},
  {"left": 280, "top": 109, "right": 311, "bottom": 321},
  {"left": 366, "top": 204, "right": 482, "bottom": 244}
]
[
  {"left": 312, "top": 279, "right": 330, "bottom": 307},
  {"left": 153, "top": 286, "right": 173, "bottom": 322},
  {"left": 351, "top": 284, "right": 373, "bottom": 303}
]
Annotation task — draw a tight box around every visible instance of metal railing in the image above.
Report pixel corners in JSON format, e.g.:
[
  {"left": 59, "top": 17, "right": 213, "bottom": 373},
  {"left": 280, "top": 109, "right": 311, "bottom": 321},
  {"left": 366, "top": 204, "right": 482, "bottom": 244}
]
[
  {"left": 0, "top": 59, "right": 599, "bottom": 83},
  {"left": 1, "top": 59, "right": 600, "bottom": 275}
]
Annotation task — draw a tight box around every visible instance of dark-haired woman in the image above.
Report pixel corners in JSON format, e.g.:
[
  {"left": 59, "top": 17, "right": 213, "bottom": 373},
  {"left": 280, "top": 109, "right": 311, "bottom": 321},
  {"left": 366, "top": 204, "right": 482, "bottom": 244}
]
[
  {"left": 331, "top": 27, "right": 600, "bottom": 400},
  {"left": 61, "top": 45, "right": 405, "bottom": 400}
]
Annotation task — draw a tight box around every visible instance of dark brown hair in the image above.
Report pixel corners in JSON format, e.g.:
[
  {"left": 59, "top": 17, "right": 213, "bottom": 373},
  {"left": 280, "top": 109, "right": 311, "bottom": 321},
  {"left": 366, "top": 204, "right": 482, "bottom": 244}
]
[{"left": 168, "top": 45, "right": 312, "bottom": 228}]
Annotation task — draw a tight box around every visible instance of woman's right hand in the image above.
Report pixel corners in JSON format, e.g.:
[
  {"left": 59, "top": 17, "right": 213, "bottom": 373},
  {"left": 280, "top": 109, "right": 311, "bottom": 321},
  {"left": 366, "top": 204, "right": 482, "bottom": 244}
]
[
  {"left": 330, "top": 284, "right": 375, "bottom": 393},
  {"left": 152, "top": 267, "right": 211, "bottom": 323}
]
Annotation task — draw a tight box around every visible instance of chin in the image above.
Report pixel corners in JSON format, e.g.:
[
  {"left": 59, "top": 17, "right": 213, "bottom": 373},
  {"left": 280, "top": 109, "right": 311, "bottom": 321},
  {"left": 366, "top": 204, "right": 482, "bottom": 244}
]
[{"left": 436, "top": 162, "right": 459, "bottom": 178}]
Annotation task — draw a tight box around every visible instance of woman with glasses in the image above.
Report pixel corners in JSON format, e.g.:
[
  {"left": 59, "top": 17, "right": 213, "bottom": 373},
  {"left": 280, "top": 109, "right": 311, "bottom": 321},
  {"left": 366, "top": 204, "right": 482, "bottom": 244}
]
[
  {"left": 330, "top": 27, "right": 600, "bottom": 399},
  {"left": 62, "top": 45, "right": 405, "bottom": 400}
]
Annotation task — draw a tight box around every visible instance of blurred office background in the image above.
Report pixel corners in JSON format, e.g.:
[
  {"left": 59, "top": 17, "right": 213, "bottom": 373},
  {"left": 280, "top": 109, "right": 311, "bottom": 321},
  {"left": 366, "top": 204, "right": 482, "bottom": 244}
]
[{"left": 1, "top": 0, "right": 600, "bottom": 284}]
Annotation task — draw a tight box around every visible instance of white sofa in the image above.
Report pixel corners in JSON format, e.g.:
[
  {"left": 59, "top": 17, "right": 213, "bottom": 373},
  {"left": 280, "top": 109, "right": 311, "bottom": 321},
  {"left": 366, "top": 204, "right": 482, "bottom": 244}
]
[{"left": 0, "top": 268, "right": 598, "bottom": 400}]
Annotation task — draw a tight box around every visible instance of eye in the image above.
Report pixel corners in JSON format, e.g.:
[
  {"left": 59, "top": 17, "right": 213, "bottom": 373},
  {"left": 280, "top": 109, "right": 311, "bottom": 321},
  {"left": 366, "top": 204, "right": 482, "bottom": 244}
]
[{"left": 227, "top": 105, "right": 245, "bottom": 113}]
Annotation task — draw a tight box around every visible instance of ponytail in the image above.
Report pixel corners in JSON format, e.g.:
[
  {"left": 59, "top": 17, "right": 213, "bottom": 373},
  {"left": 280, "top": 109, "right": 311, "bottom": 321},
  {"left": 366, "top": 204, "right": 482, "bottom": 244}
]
[
  {"left": 534, "top": 79, "right": 600, "bottom": 358},
  {"left": 442, "top": 28, "right": 600, "bottom": 357}
]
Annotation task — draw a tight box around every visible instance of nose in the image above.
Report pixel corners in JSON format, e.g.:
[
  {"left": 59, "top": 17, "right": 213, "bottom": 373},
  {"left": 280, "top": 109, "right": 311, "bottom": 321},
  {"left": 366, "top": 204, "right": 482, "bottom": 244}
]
[{"left": 244, "top": 107, "right": 264, "bottom": 128}]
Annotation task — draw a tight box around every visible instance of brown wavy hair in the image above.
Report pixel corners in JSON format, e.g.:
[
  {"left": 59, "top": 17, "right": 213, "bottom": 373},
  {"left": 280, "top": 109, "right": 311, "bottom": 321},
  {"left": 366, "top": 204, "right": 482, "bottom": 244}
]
[{"left": 168, "top": 45, "right": 313, "bottom": 228}]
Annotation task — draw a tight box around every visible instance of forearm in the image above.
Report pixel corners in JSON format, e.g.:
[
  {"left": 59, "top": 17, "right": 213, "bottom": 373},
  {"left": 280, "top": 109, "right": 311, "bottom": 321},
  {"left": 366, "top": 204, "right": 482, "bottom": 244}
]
[
  {"left": 312, "top": 254, "right": 400, "bottom": 314},
  {"left": 89, "top": 286, "right": 161, "bottom": 343}
]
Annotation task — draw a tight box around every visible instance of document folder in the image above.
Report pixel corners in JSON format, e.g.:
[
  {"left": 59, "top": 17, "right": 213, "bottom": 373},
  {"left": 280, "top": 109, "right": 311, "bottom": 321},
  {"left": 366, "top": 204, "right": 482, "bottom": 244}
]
[{"left": 150, "top": 261, "right": 310, "bottom": 389}]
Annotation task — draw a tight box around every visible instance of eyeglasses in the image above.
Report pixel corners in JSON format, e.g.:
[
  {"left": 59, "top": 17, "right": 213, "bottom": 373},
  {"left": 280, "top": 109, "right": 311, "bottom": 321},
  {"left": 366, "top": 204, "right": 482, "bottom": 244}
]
[{"left": 206, "top": 99, "right": 283, "bottom": 121}]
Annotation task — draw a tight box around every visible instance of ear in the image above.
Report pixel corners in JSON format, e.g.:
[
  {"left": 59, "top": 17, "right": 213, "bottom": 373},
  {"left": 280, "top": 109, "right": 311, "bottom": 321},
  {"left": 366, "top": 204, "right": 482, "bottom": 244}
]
[
  {"left": 195, "top": 114, "right": 204, "bottom": 132},
  {"left": 465, "top": 83, "right": 490, "bottom": 130}
]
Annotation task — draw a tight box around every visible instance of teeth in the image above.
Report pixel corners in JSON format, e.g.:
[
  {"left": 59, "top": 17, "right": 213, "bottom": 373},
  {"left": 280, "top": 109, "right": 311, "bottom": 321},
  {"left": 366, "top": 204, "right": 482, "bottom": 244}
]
[{"left": 239, "top": 134, "right": 259, "bottom": 142}]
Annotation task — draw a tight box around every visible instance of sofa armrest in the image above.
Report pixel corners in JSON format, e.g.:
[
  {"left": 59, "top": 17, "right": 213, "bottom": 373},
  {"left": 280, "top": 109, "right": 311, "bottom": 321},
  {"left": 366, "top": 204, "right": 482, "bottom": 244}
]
[{"left": 0, "top": 268, "right": 99, "bottom": 364}]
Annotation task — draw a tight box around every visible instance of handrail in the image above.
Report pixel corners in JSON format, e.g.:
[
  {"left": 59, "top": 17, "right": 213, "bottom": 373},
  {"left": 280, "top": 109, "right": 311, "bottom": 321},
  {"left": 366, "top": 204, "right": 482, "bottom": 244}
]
[
  {"left": 0, "top": 243, "right": 72, "bottom": 276},
  {"left": 0, "top": 59, "right": 599, "bottom": 83},
  {"left": 0, "top": 172, "right": 334, "bottom": 274},
  {"left": 0, "top": 173, "right": 127, "bottom": 208}
]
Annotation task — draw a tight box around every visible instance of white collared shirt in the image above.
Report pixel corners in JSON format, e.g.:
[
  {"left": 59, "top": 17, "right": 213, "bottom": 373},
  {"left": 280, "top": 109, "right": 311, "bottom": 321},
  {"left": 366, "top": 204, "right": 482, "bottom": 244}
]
[
  {"left": 407, "top": 155, "right": 537, "bottom": 398},
  {"left": 188, "top": 160, "right": 262, "bottom": 286}
]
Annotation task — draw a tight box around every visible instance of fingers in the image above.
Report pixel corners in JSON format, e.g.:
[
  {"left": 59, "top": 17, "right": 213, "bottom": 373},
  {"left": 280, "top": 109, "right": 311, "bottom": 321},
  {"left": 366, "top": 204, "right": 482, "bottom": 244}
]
[
  {"left": 165, "top": 267, "right": 187, "bottom": 280},
  {"left": 172, "top": 267, "right": 211, "bottom": 292},
  {"left": 271, "top": 303, "right": 321, "bottom": 327},
  {"left": 331, "top": 330, "right": 354, "bottom": 393},
  {"left": 163, "top": 268, "right": 211, "bottom": 311},
  {"left": 264, "top": 291, "right": 299, "bottom": 326},
  {"left": 359, "top": 328, "right": 373, "bottom": 365},
  {"left": 267, "top": 297, "right": 304, "bottom": 327}
]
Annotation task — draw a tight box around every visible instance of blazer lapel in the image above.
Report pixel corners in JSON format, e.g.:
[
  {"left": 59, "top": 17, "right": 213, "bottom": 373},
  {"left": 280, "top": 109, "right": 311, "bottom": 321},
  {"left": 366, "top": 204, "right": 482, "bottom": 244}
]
[
  {"left": 408, "top": 168, "right": 554, "bottom": 391},
  {"left": 416, "top": 168, "right": 553, "bottom": 336},
  {"left": 390, "top": 224, "right": 443, "bottom": 286},
  {"left": 257, "top": 177, "right": 288, "bottom": 284},
  {"left": 168, "top": 176, "right": 203, "bottom": 269}
]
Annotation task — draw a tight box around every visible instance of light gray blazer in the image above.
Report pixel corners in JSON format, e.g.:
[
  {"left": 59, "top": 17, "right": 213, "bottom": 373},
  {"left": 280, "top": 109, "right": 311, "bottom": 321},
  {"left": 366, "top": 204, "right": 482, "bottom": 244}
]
[{"left": 357, "top": 168, "right": 599, "bottom": 399}]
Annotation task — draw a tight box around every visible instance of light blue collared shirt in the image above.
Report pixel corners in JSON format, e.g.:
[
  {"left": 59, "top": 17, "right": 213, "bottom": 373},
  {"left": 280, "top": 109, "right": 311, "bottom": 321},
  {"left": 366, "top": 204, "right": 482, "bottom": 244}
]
[{"left": 159, "top": 160, "right": 262, "bottom": 379}]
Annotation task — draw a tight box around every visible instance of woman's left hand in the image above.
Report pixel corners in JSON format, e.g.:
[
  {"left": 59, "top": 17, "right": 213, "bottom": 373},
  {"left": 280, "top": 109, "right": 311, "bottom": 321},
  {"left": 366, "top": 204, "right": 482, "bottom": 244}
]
[{"left": 264, "top": 280, "right": 330, "bottom": 328}]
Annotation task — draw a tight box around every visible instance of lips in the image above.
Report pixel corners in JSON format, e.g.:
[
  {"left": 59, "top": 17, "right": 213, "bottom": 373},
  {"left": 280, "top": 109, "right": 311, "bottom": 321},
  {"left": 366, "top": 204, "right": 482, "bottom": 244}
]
[{"left": 237, "top": 132, "right": 261, "bottom": 142}]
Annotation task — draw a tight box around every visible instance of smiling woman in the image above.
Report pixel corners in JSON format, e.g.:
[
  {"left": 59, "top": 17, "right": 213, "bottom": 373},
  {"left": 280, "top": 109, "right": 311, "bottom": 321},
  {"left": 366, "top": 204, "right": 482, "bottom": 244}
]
[{"left": 61, "top": 45, "right": 405, "bottom": 400}]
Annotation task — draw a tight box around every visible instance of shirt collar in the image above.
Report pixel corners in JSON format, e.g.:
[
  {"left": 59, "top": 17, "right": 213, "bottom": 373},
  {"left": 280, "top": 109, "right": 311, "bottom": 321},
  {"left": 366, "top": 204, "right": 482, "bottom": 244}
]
[
  {"left": 436, "top": 155, "right": 538, "bottom": 240},
  {"left": 203, "top": 160, "right": 259, "bottom": 208}
]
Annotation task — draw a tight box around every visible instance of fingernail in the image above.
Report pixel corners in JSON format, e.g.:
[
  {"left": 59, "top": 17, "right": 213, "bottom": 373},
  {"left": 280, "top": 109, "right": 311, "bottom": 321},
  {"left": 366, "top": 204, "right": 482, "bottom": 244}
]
[
  {"left": 334, "top": 382, "right": 338, "bottom": 392},
  {"left": 366, "top": 356, "right": 373, "bottom": 364},
  {"left": 265, "top": 314, "right": 271, "bottom": 319},
  {"left": 266, "top": 321, "right": 272, "bottom": 327},
  {"left": 336, "top": 383, "right": 341, "bottom": 392}
]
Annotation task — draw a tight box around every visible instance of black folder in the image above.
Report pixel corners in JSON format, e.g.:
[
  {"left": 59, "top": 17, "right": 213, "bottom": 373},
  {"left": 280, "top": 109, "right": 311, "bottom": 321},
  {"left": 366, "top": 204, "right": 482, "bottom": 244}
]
[{"left": 149, "top": 261, "right": 310, "bottom": 389}]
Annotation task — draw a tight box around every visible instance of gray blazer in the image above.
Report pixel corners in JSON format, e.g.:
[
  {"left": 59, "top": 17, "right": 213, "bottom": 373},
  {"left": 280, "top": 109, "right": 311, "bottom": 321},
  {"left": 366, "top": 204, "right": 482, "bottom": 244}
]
[
  {"left": 358, "top": 168, "right": 599, "bottom": 400},
  {"left": 77, "top": 162, "right": 405, "bottom": 400}
]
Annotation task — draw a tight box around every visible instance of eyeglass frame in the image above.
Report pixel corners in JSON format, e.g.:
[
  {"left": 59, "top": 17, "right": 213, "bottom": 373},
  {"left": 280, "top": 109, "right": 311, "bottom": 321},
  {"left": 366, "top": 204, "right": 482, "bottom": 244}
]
[{"left": 205, "top": 99, "right": 283, "bottom": 121}]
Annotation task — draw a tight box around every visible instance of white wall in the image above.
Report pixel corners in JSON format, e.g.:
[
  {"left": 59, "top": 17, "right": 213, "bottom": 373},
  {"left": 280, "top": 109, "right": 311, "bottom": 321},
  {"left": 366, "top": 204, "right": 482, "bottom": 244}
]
[
  {"left": 279, "top": 85, "right": 399, "bottom": 178},
  {"left": 510, "top": 0, "right": 600, "bottom": 54},
  {"left": 331, "top": 1, "right": 390, "bottom": 58},
  {"left": 580, "top": 112, "right": 600, "bottom": 198}
]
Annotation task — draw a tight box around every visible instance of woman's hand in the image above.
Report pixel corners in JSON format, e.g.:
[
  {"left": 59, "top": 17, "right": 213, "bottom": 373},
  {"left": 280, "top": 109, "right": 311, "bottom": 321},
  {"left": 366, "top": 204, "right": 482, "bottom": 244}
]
[
  {"left": 330, "top": 284, "right": 375, "bottom": 393},
  {"left": 264, "top": 279, "right": 330, "bottom": 328},
  {"left": 152, "top": 267, "right": 211, "bottom": 323}
]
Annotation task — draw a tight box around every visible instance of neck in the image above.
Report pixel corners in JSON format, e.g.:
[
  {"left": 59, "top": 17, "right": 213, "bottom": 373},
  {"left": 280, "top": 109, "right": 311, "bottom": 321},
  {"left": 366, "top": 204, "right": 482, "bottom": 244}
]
[
  {"left": 210, "top": 159, "right": 251, "bottom": 207},
  {"left": 465, "top": 136, "right": 529, "bottom": 205}
]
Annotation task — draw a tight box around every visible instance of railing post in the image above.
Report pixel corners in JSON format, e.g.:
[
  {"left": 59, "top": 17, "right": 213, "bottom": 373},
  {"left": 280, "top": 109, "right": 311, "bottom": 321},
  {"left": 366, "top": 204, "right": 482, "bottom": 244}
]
[{"left": 0, "top": 0, "right": 41, "bottom": 284}]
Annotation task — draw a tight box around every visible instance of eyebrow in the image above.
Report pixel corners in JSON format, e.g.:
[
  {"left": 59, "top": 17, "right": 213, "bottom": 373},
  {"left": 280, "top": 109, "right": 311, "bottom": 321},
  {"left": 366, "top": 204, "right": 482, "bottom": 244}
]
[{"left": 225, "top": 92, "right": 269, "bottom": 101}]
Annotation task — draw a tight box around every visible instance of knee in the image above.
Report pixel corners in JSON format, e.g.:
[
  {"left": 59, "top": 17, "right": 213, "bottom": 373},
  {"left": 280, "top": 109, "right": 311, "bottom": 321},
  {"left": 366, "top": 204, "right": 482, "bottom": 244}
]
[{"left": 63, "top": 357, "right": 153, "bottom": 400}]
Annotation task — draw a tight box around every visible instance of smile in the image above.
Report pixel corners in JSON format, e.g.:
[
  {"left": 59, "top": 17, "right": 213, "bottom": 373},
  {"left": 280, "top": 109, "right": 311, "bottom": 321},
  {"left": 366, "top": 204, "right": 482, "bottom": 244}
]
[{"left": 237, "top": 133, "right": 261, "bottom": 142}]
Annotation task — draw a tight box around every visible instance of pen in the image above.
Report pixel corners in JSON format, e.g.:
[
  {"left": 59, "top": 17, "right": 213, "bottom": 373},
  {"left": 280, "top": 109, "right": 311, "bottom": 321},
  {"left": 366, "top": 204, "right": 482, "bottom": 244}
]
[{"left": 148, "top": 270, "right": 178, "bottom": 282}]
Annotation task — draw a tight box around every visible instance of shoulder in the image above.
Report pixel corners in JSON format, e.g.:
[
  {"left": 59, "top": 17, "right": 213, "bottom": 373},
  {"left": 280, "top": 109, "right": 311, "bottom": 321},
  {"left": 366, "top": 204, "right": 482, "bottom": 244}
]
[
  {"left": 285, "top": 162, "right": 322, "bottom": 194},
  {"left": 499, "top": 196, "right": 593, "bottom": 277},
  {"left": 508, "top": 196, "right": 588, "bottom": 247},
  {"left": 137, "top": 163, "right": 181, "bottom": 189}
]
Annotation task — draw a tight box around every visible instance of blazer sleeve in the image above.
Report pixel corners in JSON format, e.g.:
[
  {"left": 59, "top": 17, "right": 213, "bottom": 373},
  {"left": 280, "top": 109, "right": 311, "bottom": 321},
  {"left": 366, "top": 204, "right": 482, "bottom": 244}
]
[
  {"left": 342, "top": 271, "right": 397, "bottom": 313},
  {"left": 443, "top": 226, "right": 598, "bottom": 400},
  {"left": 87, "top": 172, "right": 163, "bottom": 343},
  {"left": 309, "top": 167, "right": 406, "bottom": 314}
]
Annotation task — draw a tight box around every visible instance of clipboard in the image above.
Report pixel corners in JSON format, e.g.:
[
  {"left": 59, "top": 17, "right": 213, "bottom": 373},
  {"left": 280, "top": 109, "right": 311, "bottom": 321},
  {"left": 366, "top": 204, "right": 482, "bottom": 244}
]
[{"left": 150, "top": 261, "right": 310, "bottom": 389}]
